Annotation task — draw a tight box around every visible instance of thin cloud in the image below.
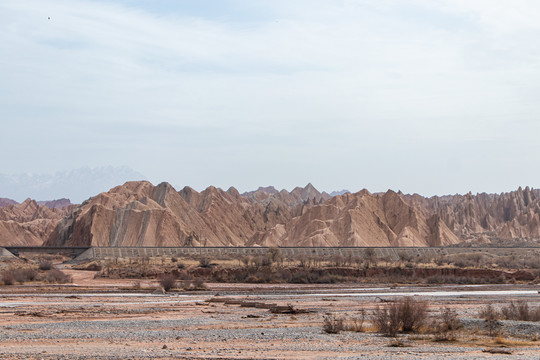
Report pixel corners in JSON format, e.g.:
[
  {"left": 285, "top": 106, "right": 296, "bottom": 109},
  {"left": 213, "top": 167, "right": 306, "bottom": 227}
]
[{"left": 1, "top": 0, "right": 539, "bottom": 196}]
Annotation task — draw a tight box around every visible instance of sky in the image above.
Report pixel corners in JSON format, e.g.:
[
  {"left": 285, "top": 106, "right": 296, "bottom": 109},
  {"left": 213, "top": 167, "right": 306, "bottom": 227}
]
[{"left": 2, "top": 0, "right": 540, "bottom": 197}]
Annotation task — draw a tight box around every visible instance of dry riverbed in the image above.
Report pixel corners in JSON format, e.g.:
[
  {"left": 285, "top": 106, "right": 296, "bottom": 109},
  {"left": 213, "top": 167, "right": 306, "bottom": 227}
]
[{"left": 1, "top": 270, "right": 540, "bottom": 359}]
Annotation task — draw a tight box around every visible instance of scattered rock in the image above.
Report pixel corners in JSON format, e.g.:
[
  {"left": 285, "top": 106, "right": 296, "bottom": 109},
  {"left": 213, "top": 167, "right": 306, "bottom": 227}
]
[{"left": 482, "top": 348, "right": 513, "bottom": 354}]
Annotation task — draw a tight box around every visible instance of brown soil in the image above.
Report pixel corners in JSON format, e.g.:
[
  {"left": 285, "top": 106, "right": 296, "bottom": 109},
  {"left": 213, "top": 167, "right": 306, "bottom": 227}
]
[{"left": 1, "top": 269, "right": 540, "bottom": 359}]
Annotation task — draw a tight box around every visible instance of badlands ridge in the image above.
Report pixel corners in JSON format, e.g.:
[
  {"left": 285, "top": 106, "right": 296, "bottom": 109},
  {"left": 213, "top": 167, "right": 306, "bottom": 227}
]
[{"left": 1, "top": 182, "right": 540, "bottom": 247}]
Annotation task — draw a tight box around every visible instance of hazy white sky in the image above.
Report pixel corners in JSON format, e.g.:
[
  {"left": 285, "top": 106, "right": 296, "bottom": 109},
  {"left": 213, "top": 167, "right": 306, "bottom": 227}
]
[{"left": 2, "top": 0, "right": 540, "bottom": 196}]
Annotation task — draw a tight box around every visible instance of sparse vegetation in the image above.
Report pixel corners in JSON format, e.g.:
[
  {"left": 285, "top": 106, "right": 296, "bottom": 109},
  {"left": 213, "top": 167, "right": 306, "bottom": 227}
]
[
  {"left": 198, "top": 258, "right": 212, "bottom": 268},
  {"left": 480, "top": 304, "right": 502, "bottom": 337},
  {"left": 344, "top": 310, "right": 367, "bottom": 332},
  {"left": 432, "top": 308, "right": 462, "bottom": 341},
  {"left": 373, "top": 297, "right": 428, "bottom": 337},
  {"left": 500, "top": 300, "right": 540, "bottom": 322},
  {"left": 80, "top": 245, "right": 540, "bottom": 286},
  {"left": 323, "top": 315, "right": 344, "bottom": 334},
  {"left": 38, "top": 260, "right": 54, "bottom": 271},
  {"left": 183, "top": 278, "right": 207, "bottom": 291},
  {"left": 159, "top": 274, "right": 177, "bottom": 291},
  {"left": 44, "top": 269, "right": 72, "bottom": 283},
  {"left": 476, "top": 300, "right": 540, "bottom": 326},
  {"left": 1, "top": 268, "right": 38, "bottom": 285},
  {"left": 1, "top": 270, "right": 15, "bottom": 286}
]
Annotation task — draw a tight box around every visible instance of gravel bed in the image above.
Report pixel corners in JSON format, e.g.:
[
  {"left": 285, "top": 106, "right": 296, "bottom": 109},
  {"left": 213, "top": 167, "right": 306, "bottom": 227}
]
[{"left": 461, "top": 317, "right": 540, "bottom": 338}]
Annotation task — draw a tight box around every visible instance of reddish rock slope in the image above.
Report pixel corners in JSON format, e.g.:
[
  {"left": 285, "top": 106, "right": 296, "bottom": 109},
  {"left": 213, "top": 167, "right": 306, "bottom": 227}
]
[
  {"left": 9, "top": 182, "right": 540, "bottom": 247},
  {"left": 249, "top": 190, "right": 459, "bottom": 247},
  {"left": 403, "top": 186, "right": 540, "bottom": 242},
  {"left": 45, "top": 181, "right": 299, "bottom": 247},
  {"left": 0, "top": 199, "right": 70, "bottom": 246}
]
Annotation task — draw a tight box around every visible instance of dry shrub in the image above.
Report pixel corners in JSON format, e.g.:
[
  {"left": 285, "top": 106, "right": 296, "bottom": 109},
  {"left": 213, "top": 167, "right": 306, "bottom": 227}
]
[
  {"left": 500, "top": 301, "right": 540, "bottom": 322},
  {"left": 373, "top": 303, "right": 402, "bottom": 337},
  {"left": 455, "top": 253, "right": 486, "bottom": 268},
  {"left": 76, "top": 262, "right": 102, "bottom": 271},
  {"left": 432, "top": 308, "right": 462, "bottom": 341},
  {"left": 323, "top": 315, "right": 344, "bottom": 334},
  {"left": 198, "top": 258, "right": 211, "bottom": 268},
  {"left": 38, "top": 260, "right": 54, "bottom": 271},
  {"left": 399, "top": 297, "right": 428, "bottom": 332},
  {"left": 373, "top": 297, "right": 428, "bottom": 337},
  {"left": 16, "top": 268, "right": 37, "bottom": 283},
  {"left": 183, "top": 278, "right": 207, "bottom": 291},
  {"left": 344, "top": 310, "right": 367, "bottom": 332},
  {"left": 159, "top": 274, "right": 177, "bottom": 291},
  {"left": 192, "top": 278, "right": 207, "bottom": 290},
  {"left": 268, "top": 247, "right": 282, "bottom": 264},
  {"left": 1, "top": 271, "right": 15, "bottom": 286},
  {"left": 1, "top": 268, "right": 37, "bottom": 285},
  {"left": 330, "top": 255, "right": 347, "bottom": 267},
  {"left": 480, "top": 304, "right": 502, "bottom": 337},
  {"left": 44, "top": 269, "right": 72, "bottom": 284},
  {"left": 289, "top": 270, "right": 350, "bottom": 284}
]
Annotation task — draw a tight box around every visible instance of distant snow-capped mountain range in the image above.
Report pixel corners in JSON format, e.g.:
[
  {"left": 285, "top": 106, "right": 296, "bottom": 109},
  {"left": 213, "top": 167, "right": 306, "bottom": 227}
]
[{"left": 0, "top": 166, "right": 146, "bottom": 203}]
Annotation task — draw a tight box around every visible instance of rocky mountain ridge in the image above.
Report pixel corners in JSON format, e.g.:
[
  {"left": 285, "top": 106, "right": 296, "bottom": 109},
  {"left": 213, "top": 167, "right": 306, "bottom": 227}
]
[
  {"left": 402, "top": 186, "right": 540, "bottom": 242},
  {"left": 2, "top": 182, "right": 540, "bottom": 247}
]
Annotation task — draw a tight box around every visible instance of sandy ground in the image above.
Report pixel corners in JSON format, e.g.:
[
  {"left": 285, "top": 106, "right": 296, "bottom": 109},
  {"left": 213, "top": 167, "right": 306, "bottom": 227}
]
[{"left": 1, "top": 270, "right": 540, "bottom": 359}]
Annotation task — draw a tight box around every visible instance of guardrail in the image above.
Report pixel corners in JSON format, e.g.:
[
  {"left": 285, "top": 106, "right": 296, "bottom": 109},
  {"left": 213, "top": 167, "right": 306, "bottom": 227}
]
[
  {"left": 80, "top": 246, "right": 540, "bottom": 261},
  {"left": 3, "top": 246, "right": 539, "bottom": 261}
]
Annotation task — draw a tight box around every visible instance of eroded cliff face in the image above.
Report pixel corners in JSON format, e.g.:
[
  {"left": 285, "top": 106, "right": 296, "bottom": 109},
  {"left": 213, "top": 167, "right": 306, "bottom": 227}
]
[
  {"left": 0, "top": 199, "right": 70, "bottom": 246},
  {"left": 44, "top": 181, "right": 302, "bottom": 247},
  {"left": 402, "top": 187, "right": 540, "bottom": 242},
  {"left": 248, "top": 190, "right": 459, "bottom": 247},
  {"left": 9, "top": 182, "right": 540, "bottom": 247},
  {"left": 44, "top": 182, "right": 461, "bottom": 247}
]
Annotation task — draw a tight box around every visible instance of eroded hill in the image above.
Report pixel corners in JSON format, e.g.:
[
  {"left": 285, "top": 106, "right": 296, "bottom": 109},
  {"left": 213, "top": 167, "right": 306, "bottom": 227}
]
[
  {"left": 0, "top": 199, "right": 72, "bottom": 246},
  {"left": 3, "top": 182, "right": 540, "bottom": 247}
]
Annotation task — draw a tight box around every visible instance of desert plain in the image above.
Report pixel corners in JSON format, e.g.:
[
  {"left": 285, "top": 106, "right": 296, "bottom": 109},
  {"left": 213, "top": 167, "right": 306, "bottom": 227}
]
[{"left": 1, "top": 256, "right": 540, "bottom": 360}]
